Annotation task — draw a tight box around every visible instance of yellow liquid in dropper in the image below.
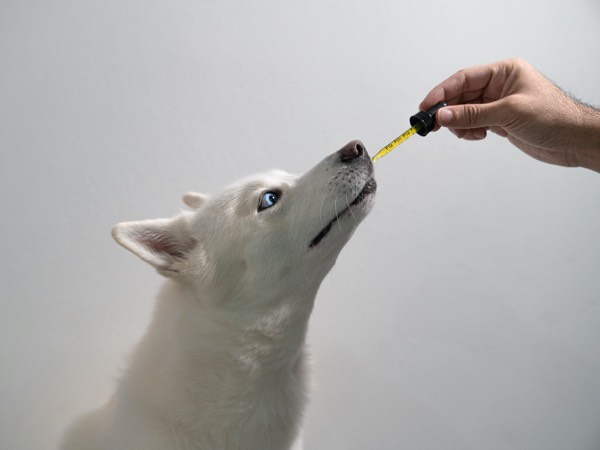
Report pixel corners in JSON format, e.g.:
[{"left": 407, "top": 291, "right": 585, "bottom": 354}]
[{"left": 372, "top": 122, "right": 423, "bottom": 162}]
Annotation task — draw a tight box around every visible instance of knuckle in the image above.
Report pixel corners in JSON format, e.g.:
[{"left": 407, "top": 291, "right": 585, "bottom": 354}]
[
  {"left": 507, "top": 57, "right": 525, "bottom": 67},
  {"left": 462, "top": 104, "right": 481, "bottom": 125}
]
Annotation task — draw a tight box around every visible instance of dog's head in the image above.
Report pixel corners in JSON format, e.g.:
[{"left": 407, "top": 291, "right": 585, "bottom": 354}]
[{"left": 112, "top": 141, "right": 376, "bottom": 307}]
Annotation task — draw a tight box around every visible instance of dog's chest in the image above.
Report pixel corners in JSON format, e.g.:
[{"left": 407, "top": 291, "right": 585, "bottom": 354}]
[{"left": 169, "top": 351, "right": 308, "bottom": 449}]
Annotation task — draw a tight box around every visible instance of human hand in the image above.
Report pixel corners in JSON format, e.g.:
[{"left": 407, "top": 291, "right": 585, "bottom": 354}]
[{"left": 419, "top": 58, "right": 600, "bottom": 172}]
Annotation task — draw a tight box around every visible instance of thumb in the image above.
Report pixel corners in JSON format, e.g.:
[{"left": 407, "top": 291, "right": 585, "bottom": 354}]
[{"left": 437, "top": 101, "right": 508, "bottom": 129}]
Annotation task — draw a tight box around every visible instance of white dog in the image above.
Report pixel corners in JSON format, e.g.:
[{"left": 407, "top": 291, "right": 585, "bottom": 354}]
[{"left": 61, "top": 141, "right": 376, "bottom": 450}]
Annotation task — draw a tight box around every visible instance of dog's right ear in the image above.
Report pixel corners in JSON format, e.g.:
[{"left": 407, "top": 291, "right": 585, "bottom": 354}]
[
  {"left": 112, "top": 215, "right": 196, "bottom": 276},
  {"left": 183, "top": 192, "right": 209, "bottom": 210}
]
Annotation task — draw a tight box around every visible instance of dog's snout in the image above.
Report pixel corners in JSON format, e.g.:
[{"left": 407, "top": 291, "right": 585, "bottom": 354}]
[{"left": 339, "top": 140, "right": 366, "bottom": 162}]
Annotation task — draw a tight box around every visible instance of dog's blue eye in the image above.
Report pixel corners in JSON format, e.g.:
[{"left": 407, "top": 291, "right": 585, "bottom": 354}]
[{"left": 258, "top": 191, "right": 280, "bottom": 211}]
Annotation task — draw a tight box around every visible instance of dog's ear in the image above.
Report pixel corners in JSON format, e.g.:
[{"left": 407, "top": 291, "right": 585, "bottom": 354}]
[
  {"left": 183, "top": 192, "right": 209, "bottom": 210},
  {"left": 112, "top": 215, "right": 196, "bottom": 275}
]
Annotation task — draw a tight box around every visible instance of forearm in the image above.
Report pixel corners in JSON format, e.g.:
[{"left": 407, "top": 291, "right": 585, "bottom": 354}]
[{"left": 570, "top": 101, "right": 600, "bottom": 173}]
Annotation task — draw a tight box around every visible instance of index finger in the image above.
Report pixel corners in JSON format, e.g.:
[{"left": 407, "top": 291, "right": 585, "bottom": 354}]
[{"left": 419, "top": 62, "right": 501, "bottom": 111}]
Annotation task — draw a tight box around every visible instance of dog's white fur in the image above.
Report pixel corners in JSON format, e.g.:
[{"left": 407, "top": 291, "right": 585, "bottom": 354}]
[{"left": 61, "top": 142, "right": 376, "bottom": 450}]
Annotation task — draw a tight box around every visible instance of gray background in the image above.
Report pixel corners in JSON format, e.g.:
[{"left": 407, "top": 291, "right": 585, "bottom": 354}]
[{"left": 2, "top": 1, "right": 600, "bottom": 449}]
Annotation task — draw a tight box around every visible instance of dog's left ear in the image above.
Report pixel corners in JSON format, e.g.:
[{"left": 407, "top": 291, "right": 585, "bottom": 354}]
[{"left": 112, "top": 215, "right": 196, "bottom": 275}]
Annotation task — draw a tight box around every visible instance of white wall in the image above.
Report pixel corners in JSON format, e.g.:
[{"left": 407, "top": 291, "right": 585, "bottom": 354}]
[{"left": 2, "top": 1, "right": 600, "bottom": 449}]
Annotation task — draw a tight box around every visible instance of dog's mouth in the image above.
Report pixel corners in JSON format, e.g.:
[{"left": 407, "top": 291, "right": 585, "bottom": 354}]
[{"left": 309, "top": 177, "right": 377, "bottom": 248}]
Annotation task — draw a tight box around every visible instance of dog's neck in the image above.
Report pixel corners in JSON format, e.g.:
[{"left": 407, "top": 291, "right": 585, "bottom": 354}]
[
  {"left": 115, "top": 279, "right": 312, "bottom": 446},
  {"left": 129, "top": 279, "right": 316, "bottom": 383}
]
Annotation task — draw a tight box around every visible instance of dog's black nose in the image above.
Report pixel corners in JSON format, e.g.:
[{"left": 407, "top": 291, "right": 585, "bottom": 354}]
[{"left": 339, "top": 140, "right": 366, "bottom": 162}]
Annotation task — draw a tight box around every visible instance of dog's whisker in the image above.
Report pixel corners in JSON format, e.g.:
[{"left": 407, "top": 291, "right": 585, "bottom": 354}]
[
  {"left": 347, "top": 195, "right": 359, "bottom": 226},
  {"left": 335, "top": 197, "right": 344, "bottom": 232},
  {"left": 319, "top": 193, "right": 328, "bottom": 228}
]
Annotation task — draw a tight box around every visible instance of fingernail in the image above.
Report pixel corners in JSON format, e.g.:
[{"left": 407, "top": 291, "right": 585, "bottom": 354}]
[
  {"left": 437, "top": 108, "right": 453, "bottom": 124},
  {"left": 473, "top": 129, "right": 486, "bottom": 139}
]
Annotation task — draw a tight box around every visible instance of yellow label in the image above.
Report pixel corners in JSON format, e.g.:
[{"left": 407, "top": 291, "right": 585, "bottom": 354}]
[{"left": 372, "top": 124, "right": 421, "bottom": 162}]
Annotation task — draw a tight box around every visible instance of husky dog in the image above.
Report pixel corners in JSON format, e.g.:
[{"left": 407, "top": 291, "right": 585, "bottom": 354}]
[{"left": 61, "top": 141, "right": 376, "bottom": 450}]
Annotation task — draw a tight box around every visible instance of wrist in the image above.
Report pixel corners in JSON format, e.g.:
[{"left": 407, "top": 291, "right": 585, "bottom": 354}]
[{"left": 572, "top": 102, "right": 600, "bottom": 173}]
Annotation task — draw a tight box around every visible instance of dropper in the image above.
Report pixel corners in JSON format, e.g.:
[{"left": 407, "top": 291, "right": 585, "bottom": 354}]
[{"left": 372, "top": 101, "right": 447, "bottom": 161}]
